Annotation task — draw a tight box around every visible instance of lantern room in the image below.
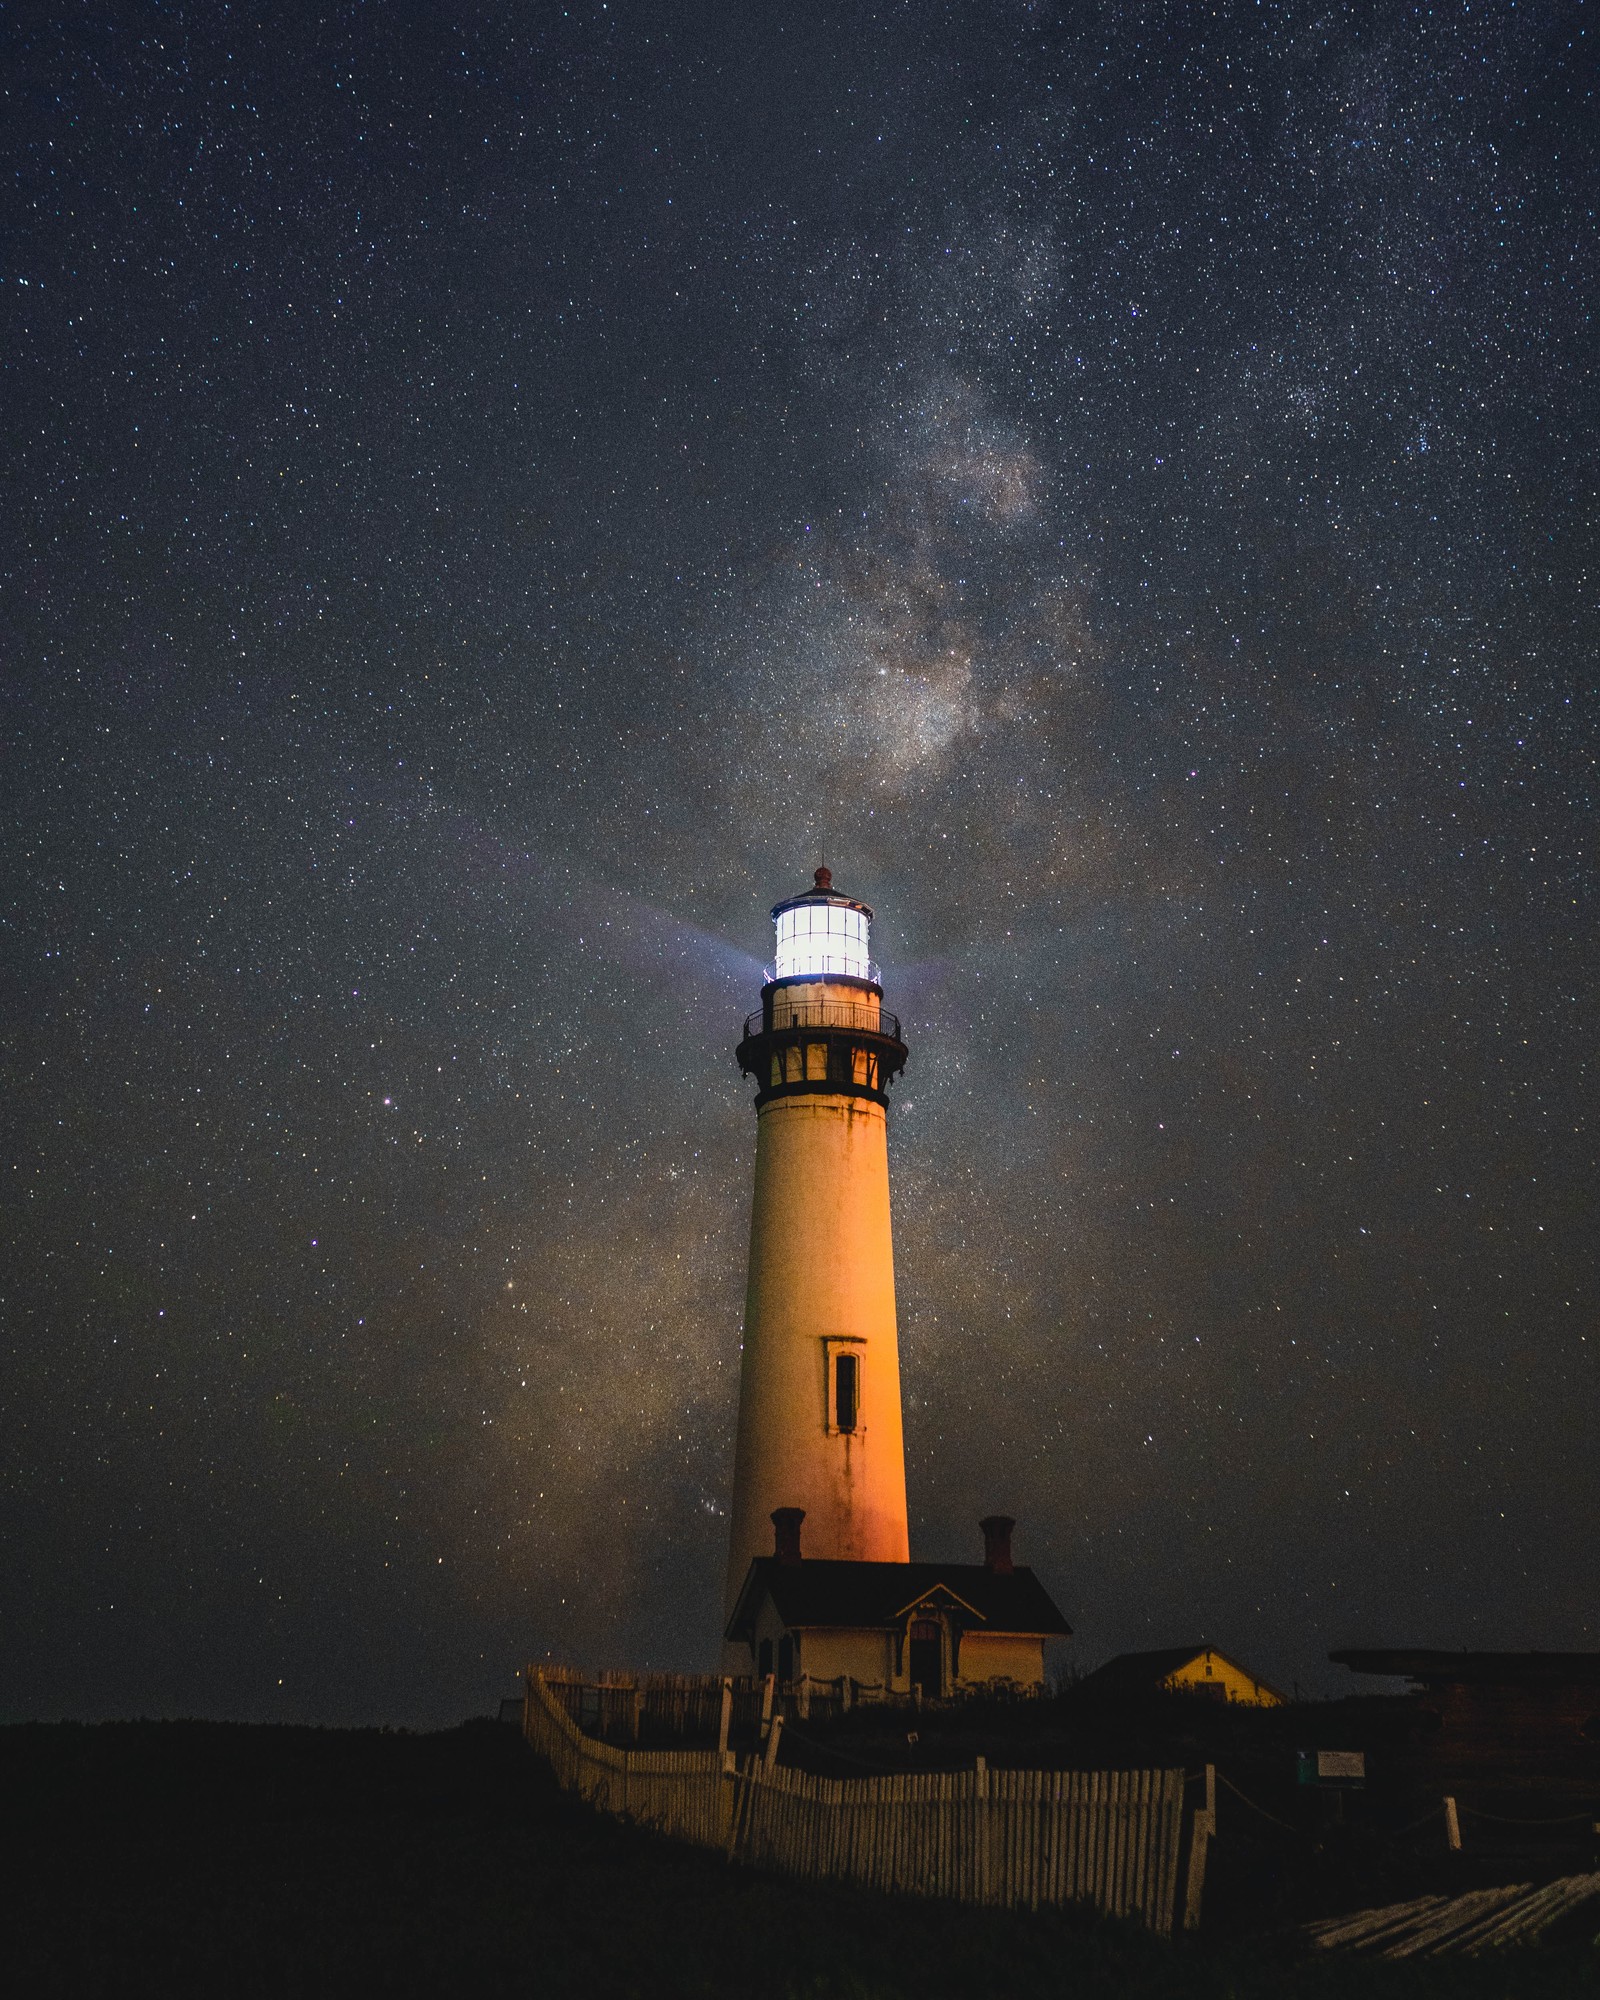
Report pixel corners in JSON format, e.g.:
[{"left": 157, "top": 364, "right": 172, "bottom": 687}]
[{"left": 770, "top": 867, "right": 877, "bottom": 986}]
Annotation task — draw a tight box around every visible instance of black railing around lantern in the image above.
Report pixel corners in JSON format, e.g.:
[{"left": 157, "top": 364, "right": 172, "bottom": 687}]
[{"left": 744, "top": 1001, "right": 902, "bottom": 1042}]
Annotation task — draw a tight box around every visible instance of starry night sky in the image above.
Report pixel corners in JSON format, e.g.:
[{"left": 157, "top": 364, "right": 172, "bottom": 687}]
[{"left": 4, "top": 2, "right": 1596, "bottom": 1725}]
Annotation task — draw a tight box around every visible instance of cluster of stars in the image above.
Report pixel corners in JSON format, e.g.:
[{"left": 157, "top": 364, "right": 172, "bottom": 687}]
[{"left": 2, "top": 1, "right": 1594, "bottom": 1724}]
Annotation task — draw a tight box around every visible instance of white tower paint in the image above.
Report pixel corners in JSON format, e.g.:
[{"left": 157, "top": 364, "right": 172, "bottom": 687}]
[{"left": 723, "top": 869, "right": 911, "bottom": 1630}]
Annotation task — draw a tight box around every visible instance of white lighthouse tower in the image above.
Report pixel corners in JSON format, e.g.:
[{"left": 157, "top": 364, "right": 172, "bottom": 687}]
[{"left": 722, "top": 868, "right": 911, "bottom": 1629}]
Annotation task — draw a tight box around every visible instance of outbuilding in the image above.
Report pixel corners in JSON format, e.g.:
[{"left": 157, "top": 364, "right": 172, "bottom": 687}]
[
  {"left": 1331, "top": 1649, "right": 1600, "bottom": 1775},
  {"left": 1075, "top": 1645, "right": 1286, "bottom": 1707}
]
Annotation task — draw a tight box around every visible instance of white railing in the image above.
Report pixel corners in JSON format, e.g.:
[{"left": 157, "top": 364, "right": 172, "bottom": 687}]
[{"left": 764, "top": 960, "right": 881, "bottom": 987}]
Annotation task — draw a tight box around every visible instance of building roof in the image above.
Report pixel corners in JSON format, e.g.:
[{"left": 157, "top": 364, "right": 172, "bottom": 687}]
[
  {"left": 725, "top": 1557, "right": 1072, "bottom": 1645},
  {"left": 1332, "top": 1649, "right": 1600, "bottom": 1686},
  {"left": 1075, "top": 1645, "right": 1287, "bottom": 1702}
]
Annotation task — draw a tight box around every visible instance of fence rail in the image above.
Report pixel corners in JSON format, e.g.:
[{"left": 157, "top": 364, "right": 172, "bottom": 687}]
[
  {"left": 539, "top": 1665, "right": 733, "bottom": 1740},
  {"left": 523, "top": 1669, "right": 1192, "bottom": 1930},
  {"left": 534, "top": 1665, "right": 1044, "bottom": 1743}
]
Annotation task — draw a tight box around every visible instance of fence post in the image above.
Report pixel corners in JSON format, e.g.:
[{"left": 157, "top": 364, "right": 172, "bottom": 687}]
[
  {"left": 717, "top": 1677, "right": 733, "bottom": 1757},
  {"left": 760, "top": 1672, "right": 775, "bottom": 1740},
  {"left": 725, "top": 1757, "right": 747, "bottom": 1860},
  {"left": 1182, "top": 1766, "right": 1215, "bottom": 1932},
  {"left": 975, "top": 1757, "right": 989, "bottom": 1906},
  {"left": 1443, "top": 1796, "right": 1461, "bottom": 1851},
  {"left": 798, "top": 1674, "right": 811, "bottom": 1720},
  {"left": 764, "top": 1712, "right": 785, "bottom": 1772}
]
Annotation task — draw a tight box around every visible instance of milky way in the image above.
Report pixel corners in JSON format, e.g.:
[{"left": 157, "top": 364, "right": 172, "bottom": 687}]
[{"left": 4, "top": 3, "right": 1595, "bottom": 1723}]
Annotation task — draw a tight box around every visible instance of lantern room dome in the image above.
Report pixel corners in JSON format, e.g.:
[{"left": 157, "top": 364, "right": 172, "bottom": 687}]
[{"left": 769, "top": 866, "right": 875, "bottom": 984}]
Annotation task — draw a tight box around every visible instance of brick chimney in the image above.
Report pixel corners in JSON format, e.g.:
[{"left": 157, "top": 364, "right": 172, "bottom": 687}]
[
  {"left": 771, "top": 1507, "right": 805, "bottom": 1566},
  {"left": 979, "top": 1515, "right": 1015, "bottom": 1574}
]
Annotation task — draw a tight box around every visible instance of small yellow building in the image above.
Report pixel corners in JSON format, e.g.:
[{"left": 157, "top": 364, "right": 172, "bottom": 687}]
[
  {"left": 725, "top": 1511, "right": 1071, "bottom": 1697},
  {"left": 1077, "top": 1645, "right": 1286, "bottom": 1707}
]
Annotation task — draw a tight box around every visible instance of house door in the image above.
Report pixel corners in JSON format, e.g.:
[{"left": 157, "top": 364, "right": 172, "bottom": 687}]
[{"left": 908, "top": 1619, "right": 941, "bottom": 1697}]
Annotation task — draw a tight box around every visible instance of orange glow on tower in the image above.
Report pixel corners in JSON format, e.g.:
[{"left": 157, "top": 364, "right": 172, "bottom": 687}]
[{"left": 722, "top": 869, "right": 911, "bottom": 1637}]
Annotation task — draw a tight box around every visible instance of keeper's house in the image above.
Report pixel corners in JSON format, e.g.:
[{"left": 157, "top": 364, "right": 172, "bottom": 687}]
[
  {"left": 1075, "top": 1644, "right": 1286, "bottom": 1708},
  {"left": 725, "top": 1510, "right": 1071, "bottom": 1697}
]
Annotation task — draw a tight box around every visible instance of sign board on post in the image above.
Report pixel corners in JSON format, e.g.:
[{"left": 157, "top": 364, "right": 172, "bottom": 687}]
[{"left": 1296, "top": 1749, "right": 1366, "bottom": 1787}]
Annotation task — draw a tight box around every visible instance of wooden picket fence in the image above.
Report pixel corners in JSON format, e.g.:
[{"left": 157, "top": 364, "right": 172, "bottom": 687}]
[
  {"left": 539, "top": 1664, "right": 734, "bottom": 1741},
  {"left": 522, "top": 1668, "right": 1195, "bottom": 1930},
  {"left": 535, "top": 1663, "right": 1046, "bottom": 1743}
]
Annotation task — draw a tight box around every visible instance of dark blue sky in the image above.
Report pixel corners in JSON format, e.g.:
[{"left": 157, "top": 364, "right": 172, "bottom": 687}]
[{"left": 4, "top": 0, "right": 1595, "bottom": 1723}]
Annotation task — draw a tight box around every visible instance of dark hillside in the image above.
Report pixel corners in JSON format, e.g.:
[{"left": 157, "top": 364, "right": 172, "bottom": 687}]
[{"left": 2, "top": 1720, "right": 1591, "bottom": 1998}]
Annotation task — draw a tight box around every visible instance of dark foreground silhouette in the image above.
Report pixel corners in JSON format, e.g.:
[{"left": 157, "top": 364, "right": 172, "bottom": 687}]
[{"left": 3, "top": 1718, "right": 1592, "bottom": 1998}]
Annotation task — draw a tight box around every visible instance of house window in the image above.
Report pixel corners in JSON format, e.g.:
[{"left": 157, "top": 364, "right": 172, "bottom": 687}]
[
  {"left": 758, "top": 1638, "right": 773, "bottom": 1679},
  {"left": 834, "top": 1352, "right": 859, "bottom": 1433},
  {"left": 777, "top": 1634, "right": 794, "bottom": 1682}
]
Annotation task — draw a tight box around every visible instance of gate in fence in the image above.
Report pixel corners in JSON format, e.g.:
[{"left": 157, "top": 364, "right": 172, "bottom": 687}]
[{"left": 522, "top": 1668, "right": 1200, "bottom": 1931}]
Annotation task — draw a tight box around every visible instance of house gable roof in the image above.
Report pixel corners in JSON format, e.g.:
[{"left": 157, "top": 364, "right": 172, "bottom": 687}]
[
  {"left": 725, "top": 1557, "right": 1071, "bottom": 1645},
  {"left": 893, "top": 1580, "right": 986, "bottom": 1622},
  {"left": 1076, "top": 1645, "right": 1287, "bottom": 1702}
]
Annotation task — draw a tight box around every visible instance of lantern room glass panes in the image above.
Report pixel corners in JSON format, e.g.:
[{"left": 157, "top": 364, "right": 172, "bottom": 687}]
[{"left": 773, "top": 901, "right": 871, "bottom": 980}]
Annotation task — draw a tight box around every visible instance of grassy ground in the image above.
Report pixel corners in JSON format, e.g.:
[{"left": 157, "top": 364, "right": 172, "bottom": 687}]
[
  {"left": 3, "top": 1719, "right": 1594, "bottom": 1998},
  {"left": 774, "top": 1690, "right": 1600, "bottom": 1937}
]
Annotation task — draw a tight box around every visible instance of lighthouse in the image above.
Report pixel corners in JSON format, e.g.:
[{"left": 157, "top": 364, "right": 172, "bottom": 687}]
[
  {"left": 722, "top": 868, "right": 912, "bottom": 1628},
  {"left": 719, "top": 869, "right": 1073, "bottom": 1693}
]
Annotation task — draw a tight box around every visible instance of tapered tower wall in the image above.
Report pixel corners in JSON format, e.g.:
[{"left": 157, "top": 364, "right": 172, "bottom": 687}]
[
  {"left": 723, "top": 1089, "right": 910, "bottom": 1609},
  {"left": 722, "top": 876, "right": 912, "bottom": 1636}
]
